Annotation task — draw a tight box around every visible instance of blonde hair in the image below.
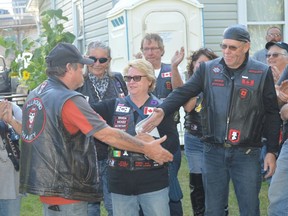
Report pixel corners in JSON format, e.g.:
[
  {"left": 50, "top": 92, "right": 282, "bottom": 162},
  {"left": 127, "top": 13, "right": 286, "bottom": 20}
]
[{"left": 123, "top": 59, "right": 156, "bottom": 92}]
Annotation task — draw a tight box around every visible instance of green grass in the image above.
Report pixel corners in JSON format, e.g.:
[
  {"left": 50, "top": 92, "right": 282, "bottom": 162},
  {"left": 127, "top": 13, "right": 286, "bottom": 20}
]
[
  {"left": 179, "top": 155, "right": 269, "bottom": 216},
  {"left": 20, "top": 152, "right": 270, "bottom": 216}
]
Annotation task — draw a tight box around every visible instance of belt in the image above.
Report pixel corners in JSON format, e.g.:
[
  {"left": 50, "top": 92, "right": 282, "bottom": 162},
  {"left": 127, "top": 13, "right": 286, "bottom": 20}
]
[{"left": 223, "top": 142, "right": 233, "bottom": 148}]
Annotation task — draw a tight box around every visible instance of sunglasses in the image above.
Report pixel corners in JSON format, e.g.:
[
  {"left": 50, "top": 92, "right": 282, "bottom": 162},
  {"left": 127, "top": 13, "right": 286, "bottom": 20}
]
[
  {"left": 267, "top": 33, "right": 281, "bottom": 37},
  {"left": 219, "top": 43, "right": 243, "bottom": 51},
  {"left": 88, "top": 56, "right": 109, "bottom": 64},
  {"left": 124, "top": 75, "right": 147, "bottom": 82},
  {"left": 266, "top": 53, "right": 287, "bottom": 58}
]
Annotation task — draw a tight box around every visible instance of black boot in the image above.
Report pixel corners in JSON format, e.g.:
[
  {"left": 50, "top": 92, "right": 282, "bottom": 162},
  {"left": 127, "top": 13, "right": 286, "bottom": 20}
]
[{"left": 190, "top": 173, "right": 205, "bottom": 216}]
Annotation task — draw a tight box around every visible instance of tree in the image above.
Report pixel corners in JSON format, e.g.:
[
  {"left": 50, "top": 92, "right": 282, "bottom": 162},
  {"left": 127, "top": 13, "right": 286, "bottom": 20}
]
[{"left": 0, "top": 9, "right": 75, "bottom": 90}]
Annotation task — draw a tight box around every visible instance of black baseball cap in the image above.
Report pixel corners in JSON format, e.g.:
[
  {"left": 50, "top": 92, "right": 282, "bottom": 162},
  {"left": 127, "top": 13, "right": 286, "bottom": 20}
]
[
  {"left": 46, "top": 42, "right": 94, "bottom": 67},
  {"left": 265, "top": 41, "right": 288, "bottom": 53}
]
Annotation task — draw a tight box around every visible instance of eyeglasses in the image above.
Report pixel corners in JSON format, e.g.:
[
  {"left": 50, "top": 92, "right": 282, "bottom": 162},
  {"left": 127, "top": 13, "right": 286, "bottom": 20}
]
[
  {"left": 88, "top": 56, "right": 109, "bottom": 64},
  {"left": 265, "top": 53, "right": 287, "bottom": 58},
  {"left": 142, "top": 47, "right": 160, "bottom": 52},
  {"left": 267, "top": 33, "right": 281, "bottom": 37},
  {"left": 219, "top": 43, "right": 244, "bottom": 51},
  {"left": 124, "top": 75, "right": 147, "bottom": 82}
]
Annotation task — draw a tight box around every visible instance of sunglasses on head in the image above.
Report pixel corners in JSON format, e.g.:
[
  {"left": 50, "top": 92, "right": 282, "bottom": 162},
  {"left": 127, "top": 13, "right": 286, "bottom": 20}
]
[
  {"left": 124, "top": 75, "right": 147, "bottom": 82},
  {"left": 88, "top": 56, "right": 109, "bottom": 64}
]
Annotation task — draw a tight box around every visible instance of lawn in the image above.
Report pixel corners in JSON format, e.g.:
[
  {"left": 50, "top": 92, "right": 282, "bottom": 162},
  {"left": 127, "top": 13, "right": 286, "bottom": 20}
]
[{"left": 20, "top": 152, "right": 270, "bottom": 216}]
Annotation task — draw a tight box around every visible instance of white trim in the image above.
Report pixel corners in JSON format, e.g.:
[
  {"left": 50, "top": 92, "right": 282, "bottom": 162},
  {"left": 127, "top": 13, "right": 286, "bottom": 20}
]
[
  {"left": 238, "top": 0, "right": 247, "bottom": 24},
  {"left": 72, "top": 0, "right": 85, "bottom": 52}
]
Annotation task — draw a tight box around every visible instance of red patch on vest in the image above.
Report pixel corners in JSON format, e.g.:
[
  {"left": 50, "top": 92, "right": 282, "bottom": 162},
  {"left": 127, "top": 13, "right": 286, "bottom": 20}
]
[
  {"left": 228, "top": 129, "right": 240, "bottom": 143},
  {"left": 239, "top": 88, "right": 248, "bottom": 99},
  {"left": 242, "top": 78, "right": 255, "bottom": 86}
]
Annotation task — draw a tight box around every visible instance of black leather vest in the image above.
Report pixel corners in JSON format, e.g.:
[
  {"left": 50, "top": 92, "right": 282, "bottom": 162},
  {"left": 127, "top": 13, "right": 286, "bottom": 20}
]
[
  {"left": 108, "top": 95, "right": 164, "bottom": 170},
  {"left": 77, "top": 72, "right": 128, "bottom": 160},
  {"left": 201, "top": 58, "right": 268, "bottom": 147},
  {"left": 153, "top": 63, "right": 173, "bottom": 100},
  {"left": 20, "top": 77, "right": 102, "bottom": 202}
]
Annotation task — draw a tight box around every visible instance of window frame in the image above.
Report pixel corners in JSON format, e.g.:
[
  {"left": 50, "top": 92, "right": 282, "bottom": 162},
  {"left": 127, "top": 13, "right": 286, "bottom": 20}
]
[{"left": 238, "top": 0, "right": 287, "bottom": 53}]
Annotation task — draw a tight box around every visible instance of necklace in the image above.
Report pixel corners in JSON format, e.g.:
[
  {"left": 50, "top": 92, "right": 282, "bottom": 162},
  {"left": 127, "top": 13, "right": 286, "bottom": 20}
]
[{"left": 91, "top": 79, "right": 102, "bottom": 102}]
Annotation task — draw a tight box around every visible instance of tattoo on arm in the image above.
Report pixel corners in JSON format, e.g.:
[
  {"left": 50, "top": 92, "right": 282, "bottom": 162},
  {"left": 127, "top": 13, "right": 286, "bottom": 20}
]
[{"left": 118, "top": 130, "right": 144, "bottom": 147}]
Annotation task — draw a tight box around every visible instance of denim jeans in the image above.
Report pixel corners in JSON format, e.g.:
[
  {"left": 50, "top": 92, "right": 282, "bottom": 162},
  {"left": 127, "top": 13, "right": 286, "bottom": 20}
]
[
  {"left": 43, "top": 202, "right": 87, "bottom": 216},
  {"left": 184, "top": 132, "right": 203, "bottom": 173},
  {"left": 268, "top": 141, "right": 288, "bottom": 215},
  {"left": 0, "top": 196, "right": 21, "bottom": 216},
  {"left": 203, "top": 143, "right": 262, "bottom": 216},
  {"left": 88, "top": 159, "right": 113, "bottom": 216},
  {"left": 111, "top": 187, "right": 169, "bottom": 216}
]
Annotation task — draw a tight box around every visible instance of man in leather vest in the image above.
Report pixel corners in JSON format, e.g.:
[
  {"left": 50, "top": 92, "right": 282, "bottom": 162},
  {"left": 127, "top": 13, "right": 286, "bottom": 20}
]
[
  {"left": 138, "top": 33, "right": 185, "bottom": 216},
  {"left": 142, "top": 25, "right": 281, "bottom": 216},
  {"left": 19, "top": 42, "right": 173, "bottom": 216}
]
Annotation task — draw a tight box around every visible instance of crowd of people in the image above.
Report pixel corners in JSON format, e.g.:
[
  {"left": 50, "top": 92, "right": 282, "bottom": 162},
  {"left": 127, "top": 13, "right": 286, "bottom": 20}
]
[{"left": 1, "top": 24, "right": 288, "bottom": 216}]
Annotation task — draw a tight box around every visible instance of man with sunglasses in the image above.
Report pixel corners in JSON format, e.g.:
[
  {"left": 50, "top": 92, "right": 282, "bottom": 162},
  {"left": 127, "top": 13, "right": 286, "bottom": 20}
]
[
  {"left": 19, "top": 42, "right": 173, "bottom": 216},
  {"left": 253, "top": 26, "right": 282, "bottom": 64},
  {"left": 142, "top": 25, "right": 281, "bottom": 216}
]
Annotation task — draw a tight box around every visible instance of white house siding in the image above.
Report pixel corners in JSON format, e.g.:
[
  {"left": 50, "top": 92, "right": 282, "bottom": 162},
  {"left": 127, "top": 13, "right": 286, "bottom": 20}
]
[
  {"left": 198, "top": 0, "right": 238, "bottom": 54},
  {"left": 54, "top": 1, "right": 74, "bottom": 34},
  {"left": 83, "top": 0, "right": 113, "bottom": 44}
]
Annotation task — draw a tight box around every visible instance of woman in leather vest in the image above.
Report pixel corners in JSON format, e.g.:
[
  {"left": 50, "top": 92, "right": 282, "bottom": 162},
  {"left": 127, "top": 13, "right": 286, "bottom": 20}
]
[{"left": 92, "top": 59, "right": 179, "bottom": 216}]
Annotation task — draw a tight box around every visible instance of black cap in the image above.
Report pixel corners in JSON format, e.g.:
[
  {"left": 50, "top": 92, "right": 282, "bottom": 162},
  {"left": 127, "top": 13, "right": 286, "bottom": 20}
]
[
  {"left": 46, "top": 42, "right": 94, "bottom": 67},
  {"left": 265, "top": 41, "right": 288, "bottom": 53},
  {"left": 223, "top": 24, "right": 250, "bottom": 42}
]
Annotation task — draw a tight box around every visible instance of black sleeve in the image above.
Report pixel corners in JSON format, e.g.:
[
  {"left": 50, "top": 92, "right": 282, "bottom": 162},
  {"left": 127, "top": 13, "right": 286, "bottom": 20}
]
[
  {"left": 159, "top": 63, "right": 205, "bottom": 116},
  {"left": 91, "top": 99, "right": 116, "bottom": 126},
  {"left": 263, "top": 68, "right": 281, "bottom": 153},
  {"left": 157, "top": 113, "right": 180, "bottom": 154},
  {"left": 114, "top": 72, "right": 128, "bottom": 96}
]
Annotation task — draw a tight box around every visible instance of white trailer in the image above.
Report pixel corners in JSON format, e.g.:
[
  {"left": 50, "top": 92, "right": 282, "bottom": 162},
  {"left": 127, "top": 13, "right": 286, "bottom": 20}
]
[{"left": 107, "top": 0, "right": 204, "bottom": 75}]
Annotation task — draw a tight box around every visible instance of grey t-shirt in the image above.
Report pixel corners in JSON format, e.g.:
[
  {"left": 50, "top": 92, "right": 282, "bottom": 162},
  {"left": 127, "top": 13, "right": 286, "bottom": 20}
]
[{"left": 253, "top": 48, "right": 268, "bottom": 65}]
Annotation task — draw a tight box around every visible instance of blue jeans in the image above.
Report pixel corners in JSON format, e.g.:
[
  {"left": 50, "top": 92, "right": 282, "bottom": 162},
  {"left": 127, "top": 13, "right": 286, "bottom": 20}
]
[
  {"left": 184, "top": 132, "right": 203, "bottom": 173},
  {"left": 203, "top": 143, "right": 262, "bottom": 216},
  {"left": 88, "top": 159, "right": 113, "bottom": 216},
  {"left": 0, "top": 196, "right": 21, "bottom": 216},
  {"left": 111, "top": 187, "right": 169, "bottom": 216},
  {"left": 268, "top": 141, "right": 288, "bottom": 215},
  {"left": 43, "top": 202, "right": 87, "bottom": 216}
]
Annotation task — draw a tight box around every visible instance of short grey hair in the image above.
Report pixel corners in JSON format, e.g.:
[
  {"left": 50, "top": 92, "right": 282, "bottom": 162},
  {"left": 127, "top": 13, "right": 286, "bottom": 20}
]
[{"left": 85, "top": 41, "right": 112, "bottom": 76}]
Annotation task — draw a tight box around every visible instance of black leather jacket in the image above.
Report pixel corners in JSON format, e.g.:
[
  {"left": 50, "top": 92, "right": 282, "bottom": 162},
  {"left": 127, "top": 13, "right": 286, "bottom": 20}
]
[{"left": 160, "top": 56, "right": 281, "bottom": 153}]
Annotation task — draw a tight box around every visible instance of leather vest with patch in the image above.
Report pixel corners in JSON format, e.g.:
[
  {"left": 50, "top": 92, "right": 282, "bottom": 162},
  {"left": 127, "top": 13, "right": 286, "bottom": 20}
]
[
  {"left": 108, "top": 95, "right": 164, "bottom": 170},
  {"left": 153, "top": 63, "right": 173, "bottom": 100},
  {"left": 20, "top": 77, "right": 101, "bottom": 202},
  {"left": 201, "top": 58, "right": 268, "bottom": 147}
]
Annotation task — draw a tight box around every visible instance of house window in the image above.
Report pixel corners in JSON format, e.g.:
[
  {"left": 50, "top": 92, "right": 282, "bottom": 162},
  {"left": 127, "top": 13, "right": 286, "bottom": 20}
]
[
  {"left": 73, "top": 0, "right": 84, "bottom": 53},
  {"left": 239, "top": 0, "right": 286, "bottom": 55}
]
